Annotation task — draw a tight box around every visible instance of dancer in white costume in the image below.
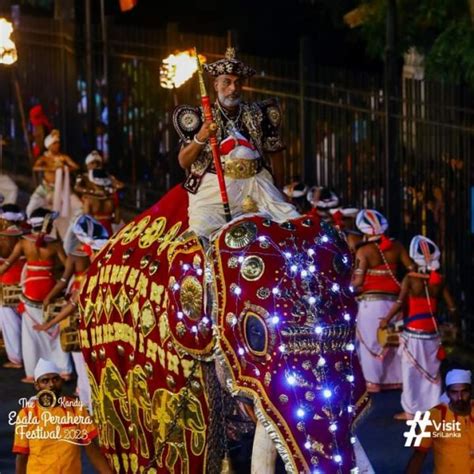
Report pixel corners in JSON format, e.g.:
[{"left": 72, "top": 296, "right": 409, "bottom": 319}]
[
  {"left": 27, "top": 130, "right": 81, "bottom": 238},
  {"left": 352, "top": 209, "right": 414, "bottom": 393},
  {"left": 35, "top": 214, "right": 109, "bottom": 411},
  {"left": 0, "top": 203, "right": 25, "bottom": 368},
  {"left": 0, "top": 208, "right": 72, "bottom": 383},
  {"left": 381, "top": 235, "right": 459, "bottom": 420}
]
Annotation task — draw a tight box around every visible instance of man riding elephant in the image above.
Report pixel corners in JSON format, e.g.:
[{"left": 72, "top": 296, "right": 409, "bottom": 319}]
[{"left": 173, "top": 48, "right": 299, "bottom": 238}]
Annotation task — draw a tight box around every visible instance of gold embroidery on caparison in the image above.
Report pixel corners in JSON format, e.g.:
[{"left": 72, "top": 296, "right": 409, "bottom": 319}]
[
  {"left": 151, "top": 388, "right": 206, "bottom": 473},
  {"left": 121, "top": 215, "right": 151, "bottom": 246},
  {"left": 99, "top": 359, "right": 131, "bottom": 450},
  {"left": 126, "top": 366, "right": 153, "bottom": 459},
  {"left": 139, "top": 216, "right": 167, "bottom": 249}
]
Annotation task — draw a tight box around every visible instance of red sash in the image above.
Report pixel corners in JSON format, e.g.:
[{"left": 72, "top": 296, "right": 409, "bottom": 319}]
[{"left": 23, "top": 260, "right": 55, "bottom": 302}]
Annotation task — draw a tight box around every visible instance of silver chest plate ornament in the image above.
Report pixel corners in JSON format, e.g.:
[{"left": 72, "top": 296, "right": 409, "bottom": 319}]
[
  {"left": 240, "top": 255, "right": 265, "bottom": 281},
  {"left": 224, "top": 221, "right": 258, "bottom": 249}
]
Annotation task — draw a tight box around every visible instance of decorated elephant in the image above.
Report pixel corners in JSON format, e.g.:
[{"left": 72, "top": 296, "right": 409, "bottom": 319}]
[{"left": 79, "top": 185, "right": 369, "bottom": 473}]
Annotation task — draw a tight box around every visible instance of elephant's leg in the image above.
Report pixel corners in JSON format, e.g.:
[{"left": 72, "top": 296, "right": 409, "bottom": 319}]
[{"left": 251, "top": 419, "right": 277, "bottom": 474}]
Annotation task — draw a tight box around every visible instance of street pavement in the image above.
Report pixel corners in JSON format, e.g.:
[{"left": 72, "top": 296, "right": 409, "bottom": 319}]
[{"left": 0, "top": 351, "right": 433, "bottom": 474}]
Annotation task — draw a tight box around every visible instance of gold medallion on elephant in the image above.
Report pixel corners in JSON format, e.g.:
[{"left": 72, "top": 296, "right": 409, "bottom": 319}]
[
  {"left": 240, "top": 255, "right": 265, "bottom": 281},
  {"left": 224, "top": 221, "right": 257, "bottom": 249},
  {"left": 179, "top": 276, "right": 203, "bottom": 320}
]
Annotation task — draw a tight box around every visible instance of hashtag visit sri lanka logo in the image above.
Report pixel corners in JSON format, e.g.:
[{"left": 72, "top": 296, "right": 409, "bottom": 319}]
[{"left": 403, "top": 410, "right": 462, "bottom": 447}]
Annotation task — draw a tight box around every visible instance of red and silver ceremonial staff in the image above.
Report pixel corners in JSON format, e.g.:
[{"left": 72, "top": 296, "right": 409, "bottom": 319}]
[{"left": 194, "top": 47, "right": 232, "bottom": 223}]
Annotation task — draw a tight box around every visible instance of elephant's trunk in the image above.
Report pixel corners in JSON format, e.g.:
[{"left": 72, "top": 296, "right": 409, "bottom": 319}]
[{"left": 251, "top": 420, "right": 277, "bottom": 474}]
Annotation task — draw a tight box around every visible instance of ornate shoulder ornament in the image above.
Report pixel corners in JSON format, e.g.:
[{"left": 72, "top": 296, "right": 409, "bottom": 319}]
[{"left": 172, "top": 105, "right": 203, "bottom": 143}]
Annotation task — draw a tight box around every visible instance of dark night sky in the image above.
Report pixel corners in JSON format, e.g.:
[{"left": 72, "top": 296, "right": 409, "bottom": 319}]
[{"left": 95, "top": 0, "right": 380, "bottom": 70}]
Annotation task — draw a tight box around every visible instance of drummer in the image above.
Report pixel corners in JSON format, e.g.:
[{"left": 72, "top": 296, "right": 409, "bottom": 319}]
[
  {"left": 34, "top": 214, "right": 109, "bottom": 410},
  {"left": 0, "top": 202, "right": 26, "bottom": 369}
]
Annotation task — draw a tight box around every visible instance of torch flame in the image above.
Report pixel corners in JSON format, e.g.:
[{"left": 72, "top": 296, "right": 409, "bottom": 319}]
[
  {"left": 160, "top": 50, "right": 206, "bottom": 89},
  {"left": 0, "top": 18, "right": 17, "bottom": 65}
]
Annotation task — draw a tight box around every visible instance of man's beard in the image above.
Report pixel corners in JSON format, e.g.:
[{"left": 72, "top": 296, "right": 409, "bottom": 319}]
[
  {"left": 218, "top": 93, "right": 241, "bottom": 109},
  {"left": 450, "top": 399, "right": 470, "bottom": 414}
]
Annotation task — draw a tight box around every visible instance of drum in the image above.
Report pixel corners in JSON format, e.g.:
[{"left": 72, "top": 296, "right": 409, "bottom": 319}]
[
  {"left": 59, "top": 311, "right": 81, "bottom": 352},
  {"left": 377, "top": 325, "right": 401, "bottom": 347},
  {"left": 0, "top": 284, "right": 22, "bottom": 307},
  {"left": 44, "top": 297, "right": 67, "bottom": 322}
]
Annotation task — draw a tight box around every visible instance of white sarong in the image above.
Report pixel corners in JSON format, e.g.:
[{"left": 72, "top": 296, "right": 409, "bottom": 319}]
[
  {"left": 0, "top": 306, "right": 22, "bottom": 365},
  {"left": 188, "top": 169, "right": 300, "bottom": 237},
  {"left": 356, "top": 298, "right": 402, "bottom": 392},
  {"left": 399, "top": 332, "right": 441, "bottom": 414},
  {"left": 72, "top": 351, "right": 92, "bottom": 412},
  {"left": 21, "top": 303, "right": 72, "bottom": 379}
]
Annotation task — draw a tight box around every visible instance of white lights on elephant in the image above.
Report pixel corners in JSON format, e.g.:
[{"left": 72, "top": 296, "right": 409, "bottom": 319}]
[
  {"left": 344, "top": 312, "right": 351, "bottom": 321},
  {"left": 346, "top": 374, "right": 355, "bottom": 382},
  {"left": 296, "top": 408, "right": 305, "bottom": 418},
  {"left": 333, "top": 454, "right": 343, "bottom": 464},
  {"left": 301, "top": 269, "right": 308, "bottom": 278},
  {"left": 271, "top": 315, "right": 279, "bottom": 324},
  {"left": 331, "top": 282, "right": 341, "bottom": 292},
  {"left": 317, "top": 357, "right": 326, "bottom": 367},
  {"left": 329, "top": 423, "right": 337, "bottom": 432},
  {"left": 233, "top": 286, "right": 242, "bottom": 295},
  {"left": 271, "top": 287, "right": 280, "bottom": 295},
  {"left": 314, "top": 325, "right": 323, "bottom": 335},
  {"left": 286, "top": 373, "right": 296, "bottom": 385},
  {"left": 307, "top": 248, "right": 315, "bottom": 256},
  {"left": 290, "top": 264, "right": 298, "bottom": 272},
  {"left": 238, "top": 347, "right": 245, "bottom": 355},
  {"left": 346, "top": 342, "right": 355, "bottom": 351},
  {"left": 308, "top": 296, "right": 317, "bottom": 305},
  {"left": 321, "top": 235, "right": 329, "bottom": 243},
  {"left": 284, "top": 251, "right": 292, "bottom": 258},
  {"left": 182, "top": 263, "right": 190, "bottom": 271},
  {"left": 309, "top": 264, "right": 316, "bottom": 273},
  {"left": 172, "top": 282, "right": 180, "bottom": 291},
  {"left": 323, "top": 388, "right": 332, "bottom": 398}
]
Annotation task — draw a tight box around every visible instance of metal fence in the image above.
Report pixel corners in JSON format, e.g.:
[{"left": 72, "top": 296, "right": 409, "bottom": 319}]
[{"left": 2, "top": 16, "right": 473, "bottom": 334}]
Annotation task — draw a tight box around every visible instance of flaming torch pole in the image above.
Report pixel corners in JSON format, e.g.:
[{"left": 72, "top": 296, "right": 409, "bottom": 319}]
[{"left": 194, "top": 47, "right": 232, "bottom": 223}]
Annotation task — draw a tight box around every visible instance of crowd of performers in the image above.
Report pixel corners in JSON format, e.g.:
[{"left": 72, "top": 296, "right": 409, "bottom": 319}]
[
  {"left": 0, "top": 128, "right": 123, "bottom": 412},
  {"left": 283, "top": 183, "right": 460, "bottom": 421}
]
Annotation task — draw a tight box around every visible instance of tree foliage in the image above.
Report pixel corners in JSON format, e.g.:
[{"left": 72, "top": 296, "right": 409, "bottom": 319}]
[{"left": 357, "top": 0, "right": 474, "bottom": 84}]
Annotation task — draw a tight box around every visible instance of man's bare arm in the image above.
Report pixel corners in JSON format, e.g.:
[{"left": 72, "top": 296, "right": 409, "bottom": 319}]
[
  {"left": 399, "top": 242, "right": 415, "bottom": 271},
  {"left": 64, "top": 155, "right": 80, "bottom": 171},
  {"left": 44, "top": 255, "right": 75, "bottom": 306},
  {"left": 178, "top": 121, "right": 216, "bottom": 169},
  {"left": 405, "top": 449, "right": 428, "bottom": 474},
  {"left": 351, "top": 250, "right": 368, "bottom": 290},
  {"left": 380, "top": 276, "right": 410, "bottom": 328},
  {"left": 15, "top": 454, "right": 28, "bottom": 474},
  {"left": 0, "top": 240, "right": 23, "bottom": 275}
]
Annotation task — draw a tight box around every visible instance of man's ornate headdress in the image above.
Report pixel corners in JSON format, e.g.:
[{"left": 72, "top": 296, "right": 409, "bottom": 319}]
[{"left": 203, "top": 47, "right": 256, "bottom": 78}]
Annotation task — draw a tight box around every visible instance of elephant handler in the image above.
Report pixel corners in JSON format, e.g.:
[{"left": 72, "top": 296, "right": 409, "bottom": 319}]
[
  {"left": 173, "top": 47, "right": 299, "bottom": 238},
  {"left": 12, "top": 358, "right": 112, "bottom": 474}
]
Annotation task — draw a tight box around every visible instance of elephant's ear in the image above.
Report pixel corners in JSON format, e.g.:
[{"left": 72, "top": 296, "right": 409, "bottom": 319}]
[{"left": 166, "top": 230, "right": 215, "bottom": 358}]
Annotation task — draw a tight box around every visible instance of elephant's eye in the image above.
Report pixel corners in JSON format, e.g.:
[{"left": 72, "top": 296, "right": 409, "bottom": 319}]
[{"left": 244, "top": 313, "right": 268, "bottom": 356}]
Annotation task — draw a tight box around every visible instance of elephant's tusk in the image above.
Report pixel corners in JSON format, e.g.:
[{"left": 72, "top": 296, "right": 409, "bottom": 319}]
[{"left": 251, "top": 419, "right": 277, "bottom": 474}]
